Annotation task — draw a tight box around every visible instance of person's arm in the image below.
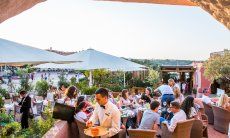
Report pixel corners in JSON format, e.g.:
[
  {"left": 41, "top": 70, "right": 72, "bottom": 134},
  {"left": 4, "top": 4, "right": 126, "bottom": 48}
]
[
  {"left": 108, "top": 109, "right": 121, "bottom": 137},
  {"left": 82, "top": 112, "right": 88, "bottom": 122},
  {"left": 152, "top": 123, "right": 158, "bottom": 131},
  {"left": 167, "top": 117, "right": 177, "bottom": 132},
  {"left": 87, "top": 105, "right": 99, "bottom": 127}
]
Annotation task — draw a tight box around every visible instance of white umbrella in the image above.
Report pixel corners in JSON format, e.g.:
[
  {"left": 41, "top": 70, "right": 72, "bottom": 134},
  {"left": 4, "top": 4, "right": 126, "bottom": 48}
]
[
  {"left": 0, "top": 38, "right": 76, "bottom": 66},
  {"left": 66, "top": 48, "right": 146, "bottom": 70},
  {"left": 34, "top": 48, "right": 146, "bottom": 87}
]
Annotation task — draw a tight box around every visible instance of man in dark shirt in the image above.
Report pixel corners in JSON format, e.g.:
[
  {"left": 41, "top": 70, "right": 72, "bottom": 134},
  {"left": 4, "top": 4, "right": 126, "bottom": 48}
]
[{"left": 19, "top": 90, "right": 31, "bottom": 129}]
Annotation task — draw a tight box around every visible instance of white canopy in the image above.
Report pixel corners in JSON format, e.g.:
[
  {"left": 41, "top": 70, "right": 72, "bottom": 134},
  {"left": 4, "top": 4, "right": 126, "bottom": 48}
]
[
  {"left": 35, "top": 48, "right": 146, "bottom": 71},
  {"left": 0, "top": 38, "right": 75, "bottom": 66}
]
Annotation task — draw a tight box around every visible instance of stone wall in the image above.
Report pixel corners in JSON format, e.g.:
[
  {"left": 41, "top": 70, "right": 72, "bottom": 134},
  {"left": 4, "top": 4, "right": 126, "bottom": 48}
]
[
  {"left": 0, "top": 0, "right": 45, "bottom": 23},
  {"left": 0, "top": 0, "right": 229, "bottom": 30},
  {"left": 191, "top": 0, "right": 230, "bottom": 30},
  {"left": 107, "top": 0, "right": 230, "bottom": 30}
]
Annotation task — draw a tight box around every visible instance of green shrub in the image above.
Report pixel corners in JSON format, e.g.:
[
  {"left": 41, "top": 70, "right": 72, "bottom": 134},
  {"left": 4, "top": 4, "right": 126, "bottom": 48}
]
[
  {"left": 192, "top": 88, "right": 197, "bottom": 94},
  {"left": 76, "top": 78, "right": 88, "bottom": 90},
  {"left": 0, "top": 95, "right": 4, "bottom": 108},
  {"left": 70, "top": 77, "right": 77, "bottom": 86},
  {"left": 108, "top": 85, "right": 124, "bottom": 92},
  {"left": 0, "top": 112, "right": 14, "bottom": 125},
  {"left": 58, "top": 73, "right": 70, "bottom": 89},
  {"left": 16, "top": 66, "right": 34, "bottom": 92},
  {"left": 1, "top": 122, "right": 21, "bottom": 137},
  {"left": 0, "top": 87, "right": 10, "bottom": 99},
  {"left": 35, "top": 80, "right": 49, "bottom": 97},
  {"left": 81, "top": 86, "right": 98, "bottom": 95}
]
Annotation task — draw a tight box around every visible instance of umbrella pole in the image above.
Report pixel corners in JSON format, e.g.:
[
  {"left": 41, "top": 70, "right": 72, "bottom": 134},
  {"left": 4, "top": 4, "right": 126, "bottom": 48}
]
[
  {"left": 123, "top": 71, "right": 126, "bottom": 88},
  {"left": 89, "top": 70, "right": 93, "bottom": 87}
]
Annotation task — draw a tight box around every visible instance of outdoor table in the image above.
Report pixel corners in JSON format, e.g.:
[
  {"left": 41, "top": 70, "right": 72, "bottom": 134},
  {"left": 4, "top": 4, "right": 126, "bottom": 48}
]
[{"left": 84, "top": 126, "right": 108, "bottom": 138}]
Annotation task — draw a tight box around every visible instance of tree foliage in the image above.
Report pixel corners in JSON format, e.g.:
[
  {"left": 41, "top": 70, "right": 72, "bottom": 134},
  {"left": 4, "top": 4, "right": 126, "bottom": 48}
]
[
  {"left": 147, "top": 69, "right": 160, "bottom": 88},
  {"left": 204, "top": 50, "right": 230, "bottom": 81}
]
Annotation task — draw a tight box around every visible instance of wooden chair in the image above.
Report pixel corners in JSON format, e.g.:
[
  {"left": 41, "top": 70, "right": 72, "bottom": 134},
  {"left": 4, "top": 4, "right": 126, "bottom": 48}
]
[
  {"left": 202, "top": 102, "right": 214, "bottom": 124},
  {"left": 212, "top": 106, "right": 230, "bottom": 134},
  {"left": 161, "top": 119, "right": 195, "bottom": 138},
  {"left": 191, "top": 119, "right": 206, "bottom": 138},
  {"left": 74, "top": 119, "right": 79, "bottom": 138},
  {"left": 75, "top": 119, "right": 91, "bottom": 138},
  {"left": 111, "top": 128, "right": 127, "bottom": 138},
  {"left": 127, "top": 129, "right": 157, "bottom": 138}
]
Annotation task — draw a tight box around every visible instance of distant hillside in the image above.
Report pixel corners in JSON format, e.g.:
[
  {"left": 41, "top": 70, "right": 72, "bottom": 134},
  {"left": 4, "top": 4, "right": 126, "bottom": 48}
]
[
  {"left": 127, "top": 58, "right": 197, "bottom": 68},
  {"left": 46, "top": 48, "right": 76, "bottom": 56}
]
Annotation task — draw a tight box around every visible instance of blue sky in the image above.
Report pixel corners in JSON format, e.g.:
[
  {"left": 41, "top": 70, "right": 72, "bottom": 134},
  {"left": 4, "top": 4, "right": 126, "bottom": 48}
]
[{"left": 0, "top": 0, "right": 229, "bottom": 60}]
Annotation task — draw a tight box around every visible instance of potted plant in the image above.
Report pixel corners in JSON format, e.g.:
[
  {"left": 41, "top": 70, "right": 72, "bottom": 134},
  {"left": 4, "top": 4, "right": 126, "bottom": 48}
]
[
  {"left": 1, "top": 122, "right": 21, "bottom": 137},
  {"left": 0, "top": 96, "right": 4, "bottom": 109},
  {"left": 35, "top": 80, "right": 49, "bottom": 98},
  {"left": 192, "top": 88, "right": 197, "bottom": 98},
  {"left": 81, "top": 86, "right": 98, "bottom": 95},
  {"left": 0, "top": 87, "right": 10, "bottom": 99}
]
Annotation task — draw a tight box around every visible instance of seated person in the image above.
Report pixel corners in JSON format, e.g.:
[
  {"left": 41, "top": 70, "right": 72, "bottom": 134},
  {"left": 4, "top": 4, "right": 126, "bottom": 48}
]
[
  {"left": 162, "top": 101, "right": 186, "bottom": 132},
  {"left": 218, "top": 94, "right": 230, "bottom": 111},
  {"left": 139, "top": 87, "right": 153, "bottom": 104},
  {"left": 76, "top": 96, "right": 93, "bottom": 114},
  {"left": 173, "top": 87, "right": 184, "bottom": 104},
  {"left": 181, "top": 96, "right": 198, "bottom": 119},
  {"left": 160, "top": 100, "right": 174, "bottom": 123},
  {"left": 75, "top": 101, "right": 88, "bottom": 122},
  {"left": 119, "top": 89, "right": 131, "bottom": 107},
  {"left": 109, "top": 91, "right": 117, "bottom": 105},
  {"left": 139, "top": 101, "right": 160, "bottom": 130},
  {"left": 201, "top": 88, "right": 212, "bottom": 106},
  {"left": 57, "top": 83, "right": 69, "bottom": 99},
  {"left": 64, "top": 86, "right": 78, "bottom": 107}
]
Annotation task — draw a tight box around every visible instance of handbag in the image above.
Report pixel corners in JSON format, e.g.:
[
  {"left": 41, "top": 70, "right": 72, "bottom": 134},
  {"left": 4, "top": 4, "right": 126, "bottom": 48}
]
[{"left": 52, "top": 102, "right": 75, "bottom": 122}]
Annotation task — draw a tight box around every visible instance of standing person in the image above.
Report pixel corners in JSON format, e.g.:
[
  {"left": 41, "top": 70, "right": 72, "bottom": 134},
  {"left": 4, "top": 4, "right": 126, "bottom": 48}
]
[
  {"left": 168, "top": 78, "right": 180, "bottom": 90},
  {"left": 181, "top": 81, "right": 186, "bottom": 94},
  {"left": 86, "top": 88, "right": 120, "bottom": 138},
  {"left": 154, "top": 80, "right": 174, "bottom": 107},
  {"left": 19, "top": 90, "right": 31, "bottom": 129}
]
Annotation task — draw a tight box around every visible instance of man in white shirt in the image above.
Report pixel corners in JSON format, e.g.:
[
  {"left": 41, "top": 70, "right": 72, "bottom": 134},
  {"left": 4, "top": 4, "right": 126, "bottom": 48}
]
[
  {"left": 162, "top": 101, "right": 186, "bottom": 132},
  {"left": 86, "top": 88, "right": 120, "bottom": 137},
  {"left": 202, "top": 88, "right": 212, "bottom": 106},
  {"left": 154, "top": 80, "right": 174, "bottom": 107},
  {"left": 168, "top": 78, "right": 180, "bottom": 90}
]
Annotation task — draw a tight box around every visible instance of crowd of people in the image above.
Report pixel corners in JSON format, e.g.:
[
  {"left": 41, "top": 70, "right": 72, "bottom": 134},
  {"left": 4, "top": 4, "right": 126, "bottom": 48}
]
[{"left": 14, "top": 78, "right": 230, "bottom": 137}]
